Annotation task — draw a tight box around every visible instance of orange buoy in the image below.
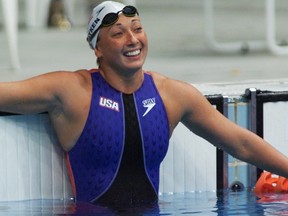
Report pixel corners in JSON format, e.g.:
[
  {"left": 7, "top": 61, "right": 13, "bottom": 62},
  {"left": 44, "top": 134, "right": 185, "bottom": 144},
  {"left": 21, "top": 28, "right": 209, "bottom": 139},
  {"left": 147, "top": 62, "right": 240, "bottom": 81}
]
[
  {"left": 254, "top": 172, "right": 279, "bottom": 194},
  {"left": 275, "top": 176, "right": 288, "bottom": 193}
]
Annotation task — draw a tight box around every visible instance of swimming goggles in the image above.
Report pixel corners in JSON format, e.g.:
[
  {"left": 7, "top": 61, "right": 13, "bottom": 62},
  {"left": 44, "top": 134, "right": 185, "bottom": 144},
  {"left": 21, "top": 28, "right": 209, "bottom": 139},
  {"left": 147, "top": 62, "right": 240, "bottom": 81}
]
[{"left": 88, "top": 5, "right": 139, "bottom": 43}]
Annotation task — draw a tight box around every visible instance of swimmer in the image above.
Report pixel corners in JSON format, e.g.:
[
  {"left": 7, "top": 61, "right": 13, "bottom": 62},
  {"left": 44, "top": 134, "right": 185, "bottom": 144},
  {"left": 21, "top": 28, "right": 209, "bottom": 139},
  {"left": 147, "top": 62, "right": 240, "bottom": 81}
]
[{"left": 1, "top": 0, "right": 288, "bottom": 206}]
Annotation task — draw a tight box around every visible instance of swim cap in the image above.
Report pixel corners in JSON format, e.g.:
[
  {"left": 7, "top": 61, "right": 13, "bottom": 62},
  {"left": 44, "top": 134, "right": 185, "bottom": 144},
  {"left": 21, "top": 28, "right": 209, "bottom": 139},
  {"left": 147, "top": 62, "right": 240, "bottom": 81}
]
[{"left": 87, "top": 1, "right": 126, "bottom": 49}]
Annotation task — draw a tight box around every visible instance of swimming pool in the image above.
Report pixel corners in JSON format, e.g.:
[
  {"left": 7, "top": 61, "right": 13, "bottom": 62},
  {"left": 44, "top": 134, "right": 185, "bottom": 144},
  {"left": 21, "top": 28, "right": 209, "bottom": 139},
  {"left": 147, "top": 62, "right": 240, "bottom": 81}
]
[
  {"left": 0, "top": 190, "right": 287, "bottom": 215},
  {"left": 2, "top": 94, "right": 288, "bottom": 215}
]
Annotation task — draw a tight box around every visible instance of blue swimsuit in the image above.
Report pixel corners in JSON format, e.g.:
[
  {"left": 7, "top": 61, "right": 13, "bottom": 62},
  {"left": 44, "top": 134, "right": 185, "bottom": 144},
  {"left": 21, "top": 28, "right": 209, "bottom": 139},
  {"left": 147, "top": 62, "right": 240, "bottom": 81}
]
[{"left": 67, "top": 71, "right": 169, "bottom": 203}]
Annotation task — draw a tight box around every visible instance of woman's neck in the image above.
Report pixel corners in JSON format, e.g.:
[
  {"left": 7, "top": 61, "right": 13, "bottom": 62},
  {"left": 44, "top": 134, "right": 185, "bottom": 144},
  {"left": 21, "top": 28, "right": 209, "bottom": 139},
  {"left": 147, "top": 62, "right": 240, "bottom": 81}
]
[{"left": 99, "top": 67, "right": 144, "bottom": 94}]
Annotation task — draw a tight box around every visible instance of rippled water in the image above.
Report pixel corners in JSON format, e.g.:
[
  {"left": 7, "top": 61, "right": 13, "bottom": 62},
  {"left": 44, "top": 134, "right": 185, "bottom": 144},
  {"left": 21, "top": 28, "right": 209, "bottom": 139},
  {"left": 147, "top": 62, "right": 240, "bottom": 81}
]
[{"left": 1, "top": 191, "right": 288, "bottom": 215}]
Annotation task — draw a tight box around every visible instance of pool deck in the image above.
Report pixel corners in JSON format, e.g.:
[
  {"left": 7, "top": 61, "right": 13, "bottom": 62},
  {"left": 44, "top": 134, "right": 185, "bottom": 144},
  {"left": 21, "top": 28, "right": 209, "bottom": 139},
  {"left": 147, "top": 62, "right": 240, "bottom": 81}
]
[{"left": 1, "top": 0, "right": 288, "bottom": 96}]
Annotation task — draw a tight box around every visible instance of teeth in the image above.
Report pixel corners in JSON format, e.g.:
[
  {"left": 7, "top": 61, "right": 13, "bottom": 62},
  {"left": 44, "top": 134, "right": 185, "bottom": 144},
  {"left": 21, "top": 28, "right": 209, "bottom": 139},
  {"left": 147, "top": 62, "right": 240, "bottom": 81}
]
[{"left": 125, "top": 49, "right": 140, "bottom": 57}]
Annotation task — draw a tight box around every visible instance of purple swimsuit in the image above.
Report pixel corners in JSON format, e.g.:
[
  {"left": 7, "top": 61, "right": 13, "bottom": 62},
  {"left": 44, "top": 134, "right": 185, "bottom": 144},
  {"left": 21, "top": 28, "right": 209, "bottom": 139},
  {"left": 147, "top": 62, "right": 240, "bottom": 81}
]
[{"left": 67, "top": 71, "right": 169, "bottom": 203}]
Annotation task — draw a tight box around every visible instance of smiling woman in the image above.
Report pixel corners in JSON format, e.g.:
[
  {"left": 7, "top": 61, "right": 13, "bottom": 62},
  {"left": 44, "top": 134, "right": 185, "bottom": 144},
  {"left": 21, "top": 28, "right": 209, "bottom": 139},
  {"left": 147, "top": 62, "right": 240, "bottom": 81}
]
[
  {"left": 1, "top": 0, "right": 288, "bottom": 213},
  {"left": 95, "top": 11, "right": 147, "bottom": 75}
]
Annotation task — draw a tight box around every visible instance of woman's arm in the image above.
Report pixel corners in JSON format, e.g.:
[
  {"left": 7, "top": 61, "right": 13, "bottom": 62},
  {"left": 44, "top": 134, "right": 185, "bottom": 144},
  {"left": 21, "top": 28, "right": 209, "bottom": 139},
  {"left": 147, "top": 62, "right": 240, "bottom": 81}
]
[
  {"left": 0, "top": 71, "right": 65, "bottom": 114},
  {"left": 163, "top": 78, "right": 288, "bottom": 178}
]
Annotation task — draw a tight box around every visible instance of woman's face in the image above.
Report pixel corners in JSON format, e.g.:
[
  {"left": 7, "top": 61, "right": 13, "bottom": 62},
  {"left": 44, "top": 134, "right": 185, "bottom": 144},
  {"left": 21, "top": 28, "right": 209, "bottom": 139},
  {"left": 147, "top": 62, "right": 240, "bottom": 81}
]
[{"left": 95, "top": 14, "right": 148, "bottom": 73}]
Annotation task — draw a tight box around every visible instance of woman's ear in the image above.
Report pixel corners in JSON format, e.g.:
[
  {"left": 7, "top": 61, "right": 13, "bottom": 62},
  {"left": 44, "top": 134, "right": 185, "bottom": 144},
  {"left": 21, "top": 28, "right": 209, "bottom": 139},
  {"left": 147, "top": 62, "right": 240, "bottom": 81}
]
[{"left": 94, "top": 45, "right": 102, "bottom": 58}]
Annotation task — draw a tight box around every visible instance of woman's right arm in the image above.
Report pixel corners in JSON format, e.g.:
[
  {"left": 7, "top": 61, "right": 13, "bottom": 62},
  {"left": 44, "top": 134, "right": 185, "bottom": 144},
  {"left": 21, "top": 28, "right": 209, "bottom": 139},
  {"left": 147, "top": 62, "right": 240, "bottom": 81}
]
[{"left": 0, "top": 72, "right": 64, "bottom": 114}]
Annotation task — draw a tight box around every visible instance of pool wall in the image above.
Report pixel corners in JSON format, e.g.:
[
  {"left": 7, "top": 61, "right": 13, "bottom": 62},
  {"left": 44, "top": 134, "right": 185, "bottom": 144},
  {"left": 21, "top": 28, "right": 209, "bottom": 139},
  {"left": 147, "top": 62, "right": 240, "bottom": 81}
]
[
  {"left": 1, "top": 88, "right": 288, "bottom": 201},
  {"left": 160, "top": 95, "right": 226, "bottom": 193},
  {"left": 0, "top": 114, "right": 72, "bottom": 201}
]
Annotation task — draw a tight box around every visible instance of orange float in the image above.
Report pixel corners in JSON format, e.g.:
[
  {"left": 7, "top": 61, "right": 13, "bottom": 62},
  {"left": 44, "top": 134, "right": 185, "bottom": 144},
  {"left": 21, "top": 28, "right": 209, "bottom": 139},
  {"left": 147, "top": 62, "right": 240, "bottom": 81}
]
[{"left": 254, "top": 171, "right": 288, "bottom": 194}]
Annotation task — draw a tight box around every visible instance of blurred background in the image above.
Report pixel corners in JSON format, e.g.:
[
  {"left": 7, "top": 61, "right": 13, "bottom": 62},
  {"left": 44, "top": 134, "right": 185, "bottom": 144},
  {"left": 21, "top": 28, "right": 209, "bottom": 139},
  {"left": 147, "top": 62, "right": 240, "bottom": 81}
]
[{"left": 1, "top": 0, "right": 288, "bottom": 95}]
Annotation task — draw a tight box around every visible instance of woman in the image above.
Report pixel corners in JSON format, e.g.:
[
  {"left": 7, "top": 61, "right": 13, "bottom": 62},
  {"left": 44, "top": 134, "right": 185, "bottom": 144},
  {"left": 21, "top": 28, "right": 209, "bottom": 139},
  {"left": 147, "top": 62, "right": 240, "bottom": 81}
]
[{"left": 0, "top": 1, "right": 288, "bottom": 207}]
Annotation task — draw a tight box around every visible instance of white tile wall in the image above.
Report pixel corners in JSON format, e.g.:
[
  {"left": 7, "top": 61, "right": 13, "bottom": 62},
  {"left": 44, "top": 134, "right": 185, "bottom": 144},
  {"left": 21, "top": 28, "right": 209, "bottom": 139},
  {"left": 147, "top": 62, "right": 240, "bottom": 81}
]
[
  {"left": 0, "top": 114, "right": 217, "bottom": 201},
  {"left": 160, "top": 123, "right": 217, "bottom": 194},
  {"left": 0, "top": 114, "right": 72, "bottom": 201}
]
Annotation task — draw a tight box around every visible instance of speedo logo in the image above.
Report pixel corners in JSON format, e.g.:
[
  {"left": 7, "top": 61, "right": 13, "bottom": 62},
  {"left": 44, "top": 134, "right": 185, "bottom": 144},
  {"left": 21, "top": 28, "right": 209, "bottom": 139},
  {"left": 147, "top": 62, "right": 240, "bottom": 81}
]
[
  {"left": 99, "top": 97, "right": 119, "bottom": 112},
  {"left": 142, "top": 97, "right": 156, "bottom": 117}
]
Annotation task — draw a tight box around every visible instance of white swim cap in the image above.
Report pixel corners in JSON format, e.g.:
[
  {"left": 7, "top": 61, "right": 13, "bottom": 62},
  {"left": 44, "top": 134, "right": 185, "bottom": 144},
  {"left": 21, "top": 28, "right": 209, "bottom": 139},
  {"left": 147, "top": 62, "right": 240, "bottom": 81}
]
[{"left": 87, "top": 1, "right": 126, "bottom": 49}]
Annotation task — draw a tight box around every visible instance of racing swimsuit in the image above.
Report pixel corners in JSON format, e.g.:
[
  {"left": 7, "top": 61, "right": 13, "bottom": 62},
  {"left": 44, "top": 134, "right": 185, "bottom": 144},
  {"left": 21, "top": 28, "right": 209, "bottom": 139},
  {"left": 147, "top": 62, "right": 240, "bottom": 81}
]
[{"left": 67, "top": 70, "right": 169, "bottom": 204}]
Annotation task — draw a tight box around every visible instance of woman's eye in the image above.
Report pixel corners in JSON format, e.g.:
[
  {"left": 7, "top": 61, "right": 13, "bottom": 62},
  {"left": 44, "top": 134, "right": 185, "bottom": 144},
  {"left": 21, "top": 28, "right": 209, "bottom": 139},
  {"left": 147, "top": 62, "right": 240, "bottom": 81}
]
[
  {"left": 134, "top": 27, "right": 143, "bottom": 32},
  {"left": 113, "top": 32, "right": 122, "bottom": 37}
]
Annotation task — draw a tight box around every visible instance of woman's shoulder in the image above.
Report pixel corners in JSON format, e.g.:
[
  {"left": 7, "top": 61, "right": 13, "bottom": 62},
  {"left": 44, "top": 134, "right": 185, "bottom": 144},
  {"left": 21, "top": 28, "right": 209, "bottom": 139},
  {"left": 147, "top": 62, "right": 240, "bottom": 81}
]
[{"left": 145, "top": 70, "right": 198, "bottom": 94}]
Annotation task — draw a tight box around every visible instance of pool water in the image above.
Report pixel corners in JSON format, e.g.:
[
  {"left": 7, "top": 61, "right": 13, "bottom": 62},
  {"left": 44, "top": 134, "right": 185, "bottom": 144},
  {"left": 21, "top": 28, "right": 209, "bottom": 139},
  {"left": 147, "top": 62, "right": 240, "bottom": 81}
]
[{"left": 1, "top": 190, "right": 288, "bottom": 215}]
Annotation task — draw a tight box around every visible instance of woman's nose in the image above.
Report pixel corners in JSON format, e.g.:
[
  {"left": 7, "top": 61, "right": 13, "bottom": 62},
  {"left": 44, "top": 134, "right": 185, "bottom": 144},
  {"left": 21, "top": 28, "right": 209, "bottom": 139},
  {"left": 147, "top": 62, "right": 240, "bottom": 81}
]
[{"left": 126, "top": 31, "right": 138, "bottom": 45}]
